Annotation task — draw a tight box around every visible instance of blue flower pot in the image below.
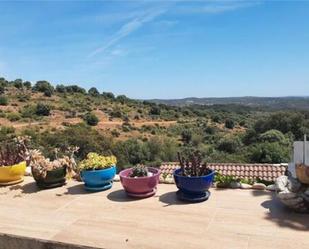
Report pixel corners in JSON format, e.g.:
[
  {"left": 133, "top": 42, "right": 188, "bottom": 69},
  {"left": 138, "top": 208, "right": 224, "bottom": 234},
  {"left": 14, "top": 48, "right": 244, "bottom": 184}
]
[
  {"left": 173, "top": 168, "right": 215, "bottom": 202},
  {"left": 80, "top": 165, "right": 116, "bottom": 192}
]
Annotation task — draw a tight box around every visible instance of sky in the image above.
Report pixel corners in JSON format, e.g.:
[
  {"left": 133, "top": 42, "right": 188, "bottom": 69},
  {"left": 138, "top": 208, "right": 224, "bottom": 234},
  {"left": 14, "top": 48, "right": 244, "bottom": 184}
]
[{"left": 0, "top": 0, "right": 308, "bottom": 99}]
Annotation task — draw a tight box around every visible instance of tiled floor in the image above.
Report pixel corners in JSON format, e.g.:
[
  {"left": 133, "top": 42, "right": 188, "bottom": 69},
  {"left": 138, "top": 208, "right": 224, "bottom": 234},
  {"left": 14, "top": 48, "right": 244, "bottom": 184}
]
[{"left": 0, "top": 177, "right": 308, "bottom": 249}]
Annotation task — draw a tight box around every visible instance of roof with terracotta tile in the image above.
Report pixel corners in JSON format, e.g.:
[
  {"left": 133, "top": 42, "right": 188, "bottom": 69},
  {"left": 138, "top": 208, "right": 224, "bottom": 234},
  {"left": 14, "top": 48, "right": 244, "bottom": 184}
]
[{"left": 160, "top": 162, "right": 288, "bottom": 182}]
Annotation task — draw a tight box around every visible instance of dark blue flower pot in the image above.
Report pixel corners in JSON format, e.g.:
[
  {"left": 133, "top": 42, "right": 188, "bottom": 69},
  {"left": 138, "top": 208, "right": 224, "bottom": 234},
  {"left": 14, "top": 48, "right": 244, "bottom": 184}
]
[
  {"left": 173, "top": 168, "right": 215, "bottom": 202},
  {"left": 81, "top": 165, "right": 116, "bottom": 192}
]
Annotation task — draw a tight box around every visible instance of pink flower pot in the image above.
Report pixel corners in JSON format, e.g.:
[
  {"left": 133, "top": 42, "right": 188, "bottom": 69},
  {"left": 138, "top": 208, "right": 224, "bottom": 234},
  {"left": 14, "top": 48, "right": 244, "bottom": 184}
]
[{"left": 119, "top": 167, "right": 160, "bottom": 198}]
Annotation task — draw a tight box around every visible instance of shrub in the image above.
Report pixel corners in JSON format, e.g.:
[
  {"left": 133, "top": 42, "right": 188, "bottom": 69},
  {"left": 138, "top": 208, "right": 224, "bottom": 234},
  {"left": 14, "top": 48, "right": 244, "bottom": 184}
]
[
  {"left": 44, "top": 88, "right": 53, "bottom": 97},
  {"left": 149, "top": 105, "right": 161, "bottom": 115},
  {"left": 17, "top": 94, "right": 30, "bottom": 102},
  {"left": 56, "top": 84, "right": 66, "bottom": 93},
  {"left": 12, "top": 79, "right": 23, "bottom": 89},
  {"left": 102, "top": 92, "right": 115, "bottom": 99},
  {"left": 64, "top": 85, "right": 86, "bottom": 94},
  {"left": 35, "top": 103, "right": 51, "bottom": 116},
  {"left": 259, "top": 129, "right": 287, "bottom": 144},
  {"left": 225, "top": 119, "right": 235, "bottom": 129},
  {"left": 83, "top": 112, "right": 99, "bottom": 126},
  {"left": 7, "top": 112, "right": 21, "bottom": 122},
  {"left": 0, "top": 85, "right": 5, "bottom": 95},
  {"left": 21, "top": 105, "right": 36, "bottom": 118},
  {"left": 23, "top": 81, "right": 32, "bottom": 89},
  {"left": 110, "top": 109, "right": 122, "bottom": 118},
  {"left": 217, "top": 137, "right": 241, "bottom": 153},
  {"left": 211, "top": 114, "right": 221, "bottom": 123},
  {"left": 0, "top": 96, "right": 8, "bottom": 106},
  {"left": 249, "top": 142, "right": 290, "bottom": 163},
  {"left": 181, "top": 129, "right": 192, "bottom": 144}
]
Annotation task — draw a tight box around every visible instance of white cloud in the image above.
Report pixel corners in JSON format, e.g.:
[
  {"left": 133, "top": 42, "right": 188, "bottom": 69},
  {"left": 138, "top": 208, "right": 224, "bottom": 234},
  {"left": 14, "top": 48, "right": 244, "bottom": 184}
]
[
  {"left": 175, "top": 1, "right": 260, "bottom": 15},
  {"left": 88, "top": 8, "right": 167, "bottom": 57}
]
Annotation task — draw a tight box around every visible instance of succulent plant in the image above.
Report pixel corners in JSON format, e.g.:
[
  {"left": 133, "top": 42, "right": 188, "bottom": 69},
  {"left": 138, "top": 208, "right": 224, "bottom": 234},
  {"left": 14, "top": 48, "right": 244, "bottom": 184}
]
[
  {"left": 30, "top": 146, "right": 78, "bottom": 179},
  {"left": 177, "top": 150, "right": 211, "bottom": 177},
  {"left": 0, "top": 136, "right": 30, "bottom": 166},
  {"left": 78, "top": 153, "right": 117, "bottom": 171},
  {"left": 130, "top": 165, "right": 148, "bottom": 178}
]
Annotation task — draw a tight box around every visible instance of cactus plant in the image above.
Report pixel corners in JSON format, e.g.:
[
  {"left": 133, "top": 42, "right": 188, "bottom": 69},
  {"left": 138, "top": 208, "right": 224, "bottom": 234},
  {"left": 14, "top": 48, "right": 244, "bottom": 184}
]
[
  {"left": 177, "top": 150, "right": 210, "bottom": 177},
  {"left": 130, "top": 165, "right": 149, "bottom": 178}
]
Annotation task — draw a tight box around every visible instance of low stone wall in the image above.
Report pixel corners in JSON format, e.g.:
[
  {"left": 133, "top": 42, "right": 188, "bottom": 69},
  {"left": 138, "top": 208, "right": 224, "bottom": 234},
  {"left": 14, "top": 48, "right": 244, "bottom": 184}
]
[{"left": 0, "top": 233, "right": 98, "bottom": 249}]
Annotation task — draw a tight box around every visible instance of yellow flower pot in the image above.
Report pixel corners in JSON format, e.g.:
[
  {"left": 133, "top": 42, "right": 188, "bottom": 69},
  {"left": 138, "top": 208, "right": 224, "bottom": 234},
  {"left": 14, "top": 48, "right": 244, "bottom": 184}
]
[{"left": 0, "top": 161, "right": 26, "bottom": 186}]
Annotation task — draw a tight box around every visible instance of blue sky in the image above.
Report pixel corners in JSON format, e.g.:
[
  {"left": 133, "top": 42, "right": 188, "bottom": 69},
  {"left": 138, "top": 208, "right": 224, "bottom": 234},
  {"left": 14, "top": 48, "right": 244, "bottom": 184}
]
[{"left": 0, "top": 0, "right": 308, "bottom": 99}]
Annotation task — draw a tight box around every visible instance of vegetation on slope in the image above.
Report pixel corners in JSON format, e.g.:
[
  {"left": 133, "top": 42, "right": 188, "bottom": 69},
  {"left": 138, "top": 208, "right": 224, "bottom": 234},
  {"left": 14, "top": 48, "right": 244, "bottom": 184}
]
[{"left": 1, "top": 76, "right": 309, "bottom": 170}]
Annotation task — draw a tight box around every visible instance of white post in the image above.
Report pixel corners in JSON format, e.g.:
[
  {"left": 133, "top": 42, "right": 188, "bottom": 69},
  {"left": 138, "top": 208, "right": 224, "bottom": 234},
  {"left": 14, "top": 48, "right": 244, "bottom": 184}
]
[{"left": 304, "top": 134, "right": 307, "bottom": 165}]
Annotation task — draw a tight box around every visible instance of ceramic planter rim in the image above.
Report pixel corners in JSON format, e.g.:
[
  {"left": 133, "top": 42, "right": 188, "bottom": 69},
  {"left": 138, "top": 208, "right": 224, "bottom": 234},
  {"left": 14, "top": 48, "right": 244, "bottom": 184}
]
[
  {"left": 0, "top": 161, "right": 26, "bottom": 168},
  {"left": 81, "top": 165, "right": 116, "bottom": 172},
  {"left": 119, "top": 167, "right": 160, "bottom": 179},
  {"left": 173, "top": 168, "right": 215, "bottom": 179}
]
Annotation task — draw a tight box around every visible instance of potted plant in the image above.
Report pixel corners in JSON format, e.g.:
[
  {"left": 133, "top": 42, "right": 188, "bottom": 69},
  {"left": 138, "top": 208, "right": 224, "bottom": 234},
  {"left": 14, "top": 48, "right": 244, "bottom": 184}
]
[
  {"left": 78, "top": 153, "right": 117, "bottom": 191},
  {"left": 0, "top": 137, "right": 29, "bottom": 186},
  {"left": 119, "top": 165, "right": 160, "bottom": 198},
  {"left": 30, "top": 147, "right": 78, "bottom": 189},
  {"left": 173, "top": 151, "right": 215, "bottom": 202}
]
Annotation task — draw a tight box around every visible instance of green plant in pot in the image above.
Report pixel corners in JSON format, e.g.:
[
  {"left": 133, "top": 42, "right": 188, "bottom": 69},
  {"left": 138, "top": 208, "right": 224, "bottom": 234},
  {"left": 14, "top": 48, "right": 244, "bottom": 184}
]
[
  {"left": 0, "top": 136, "right": 30, "bottom": 186},
  {"left": 30, "top": 147, "right": 78, "bottom": 189},
  {"left": 78, "top": 153, "right": 117, "bottom": 191}
]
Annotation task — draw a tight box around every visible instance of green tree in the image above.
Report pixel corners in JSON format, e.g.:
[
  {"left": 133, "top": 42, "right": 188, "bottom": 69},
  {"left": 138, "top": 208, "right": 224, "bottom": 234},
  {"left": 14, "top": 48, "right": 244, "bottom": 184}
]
[
  {"left": 259, "top": 129, "right": 287, "bottom": 144},
  {"left": 12, "top": 79, "right": 23, "bottom": 89},
  {"left": 249, "top": 142, "right": 290, "bottom": 163},
  {"left": 217, "top": 137, "right": 242, "bottom": 153},
  {"left": 88, "top": 87, "right": 99, "bottom": 96},
  {"left": 149, "top": 105, "right": 161, "bottom": 115},
  {"left": 102, "top": 92, "right": 115, "bottom": 99},
  {"left": 56, "top": 84, "right": 66, "bottom": 93},
  {"left": 33, "top": 81, "right": 54, "bottom": 96},
  {"left": 23, "top": 81, "right": 32, "bottom": 89}
]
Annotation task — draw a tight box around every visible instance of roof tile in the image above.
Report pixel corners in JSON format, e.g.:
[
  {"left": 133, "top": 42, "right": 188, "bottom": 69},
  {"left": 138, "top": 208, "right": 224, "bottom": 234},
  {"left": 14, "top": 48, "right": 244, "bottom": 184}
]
[{"left": 159, "top": 162, "right": 287, "bottom": 182}]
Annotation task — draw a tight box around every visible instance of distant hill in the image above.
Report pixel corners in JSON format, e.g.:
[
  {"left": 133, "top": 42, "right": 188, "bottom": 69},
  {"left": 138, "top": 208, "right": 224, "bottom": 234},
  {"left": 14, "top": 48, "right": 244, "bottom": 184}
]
[{"left": 148, "top": 96, "right": 309, "bottom": 110}]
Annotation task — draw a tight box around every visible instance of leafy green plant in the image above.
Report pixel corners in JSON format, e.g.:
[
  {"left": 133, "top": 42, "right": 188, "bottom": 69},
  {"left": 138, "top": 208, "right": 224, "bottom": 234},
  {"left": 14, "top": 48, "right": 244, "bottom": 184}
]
[
  {"left": 36, "top": 103, "right": 51, "bottom": 116},
  {"left": 214, "top": 173, "right": 237, "bottom": 188},
  {"left": 130, "top": 165, "right": 148, "bottom": 177},
  {"left": 7, "top": 112, "right": 21, "bottom": 122},
  {"left": 78, "top": 153, "right": 117, "bottom": 171}
]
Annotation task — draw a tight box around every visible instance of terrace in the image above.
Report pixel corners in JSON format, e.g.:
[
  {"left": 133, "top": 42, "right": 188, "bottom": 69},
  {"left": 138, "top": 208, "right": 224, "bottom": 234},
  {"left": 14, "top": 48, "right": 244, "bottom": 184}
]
[{"left": 0, "top": 176, "right": 308, "bottom": 249}]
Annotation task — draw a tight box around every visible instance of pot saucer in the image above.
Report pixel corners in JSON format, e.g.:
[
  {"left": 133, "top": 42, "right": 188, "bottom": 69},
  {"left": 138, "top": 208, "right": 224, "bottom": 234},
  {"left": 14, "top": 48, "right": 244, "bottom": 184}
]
[
  {"left": 126, "top": 188, "right": 156, "bottom": 198},
  {"left": 0, "top": 178, "right": 24, "bottom": 186},
  {"left": 37, "top": 180, "right": 66, "bottom": 189},
  {"left": 84, "top": 182, "right": 112, "bottom": 192},
  {"left": 176, "top": 190, "right": 210, "bottom": 203}
]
